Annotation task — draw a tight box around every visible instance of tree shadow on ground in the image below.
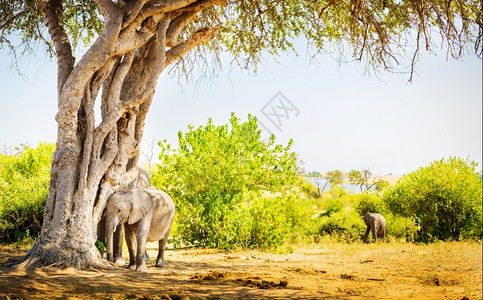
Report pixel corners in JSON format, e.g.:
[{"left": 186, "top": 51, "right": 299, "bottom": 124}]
[{"left": 0, "top": 247, "right": 328, "bottom": 300}]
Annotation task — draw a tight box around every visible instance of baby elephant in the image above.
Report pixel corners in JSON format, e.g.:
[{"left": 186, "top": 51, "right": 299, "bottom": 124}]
[
  {"left": 363, "top": 213, "right": 386, "bottom": 243},
  {"left": 105, "top": 187, "right": 175, "bottom": 272}
]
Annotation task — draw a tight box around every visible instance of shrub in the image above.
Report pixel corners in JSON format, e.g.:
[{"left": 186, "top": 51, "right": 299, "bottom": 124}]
[
  {"left": 385, "top": 213, "right": 419, "bottom": 242},
  {"left": 323, "top": 198, "right": 344, "bottom": 216},
  {"left": 354, "top": 192, "right": 387, "bottom": 216},
  {"left": 384, "top": 157, "right": 482, "bottom": 241},
  {"left": 153, "top": 113, "right": 301, "bottom": 249},
  {"left": 0, "top": 143, "right": 55, "bottom": 243},
  {"left": 212, "top": 192, "right": 316, "bottom": 249},
  {"left": 296, "top": 176, "right": 320, "bottom": 199},
  {"left": 317, "top": 209, "right": 366, "bottom": 242}
]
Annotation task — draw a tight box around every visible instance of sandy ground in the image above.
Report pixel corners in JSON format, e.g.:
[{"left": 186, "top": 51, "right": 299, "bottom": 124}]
[{"left": 0, "top": 241, "right": 481, "bottom": 299}]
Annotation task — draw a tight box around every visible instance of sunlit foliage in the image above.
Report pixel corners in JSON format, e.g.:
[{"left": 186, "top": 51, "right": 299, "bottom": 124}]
[
  {"left": 1, "top": 0, "right": 481, "bottom": 78},
  {"left": 384, "top": 157, "right": 482, "bottom": 241},
  {"left": 153, "top": 113, "right": 309, "bottom": 249},
  {"left": 0, "top": 143, "right": 55, "bottom": 243}
]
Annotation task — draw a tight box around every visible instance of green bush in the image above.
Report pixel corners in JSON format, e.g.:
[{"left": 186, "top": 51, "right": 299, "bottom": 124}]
[
  {"left": 207, "top": 192, "right": 316, "bottom": 249},
  {"left": 384, "top": 213, "right": 419, "bottom": 242},
  {"left": 317, "top": 209, "right": 366, "bottom": 242},
  {"left": 354, "top": 192, "right": 387, "bottom": 216},
  {"left": 0, "top": 143, "right": 55, "bottom": 243},
  {"left": 153, "top": 113, "right": 302, "bottom": 249},
  {"left": 296, "top": 176, "right": 320, "bottom": 199},
  {"left": 323, "top": 198, "right": 344, "bottom": 216},
  {"left": 384, "top": 157, "right": 482, "bottom": 241}
]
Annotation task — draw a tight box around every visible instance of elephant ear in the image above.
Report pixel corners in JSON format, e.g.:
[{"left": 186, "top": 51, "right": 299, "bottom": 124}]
[{"left": 128, "top": 189, "right": 153, "bottom": 225}]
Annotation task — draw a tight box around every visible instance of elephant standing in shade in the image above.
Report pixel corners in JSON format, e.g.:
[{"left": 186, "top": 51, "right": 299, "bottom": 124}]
[
  {"left": 105, "top": 186, "right": 175, "bottom": 272},
  {"left": 97, "top": 167, "right": 151, "bottom": 263},
  {"left": 363, "top": 213, "right": 386, "bottom": 243}
]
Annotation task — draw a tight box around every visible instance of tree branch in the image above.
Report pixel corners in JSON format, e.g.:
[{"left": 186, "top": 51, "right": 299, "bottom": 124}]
[
  {"left": 76, "top": 84, "right": 95, "bottom": 194},
  {"left": 131, "top": 16, "right": 170, "bottom": 105},
  {"left": 120, "top": 15, "right": 170, "bottom": 108},
  {"left": 116, "top": 14, "right": 161, "bottom": 56},
  {"left": 121, "top": 0, "right": 150, "bottom": 29},
  {"left": 130, "top": 94, "right": 154, "bottom": 167},
  {"left": 319, "top": 0, "right": 339, "bottom": 18},
  {"left": 77, "top": 58, "right": 117, "bottom": 193},
  {"left": 57, "top": 15, "right": 123, "bottom": 150},
  {"left": 0, "top": 10, "right": 27, "bottom": 32},
  {"left": 92, "top": 51, "right": 135, "bottom": 160},
  {"left": 166, "top": 0, "right": 227, "bottom": 47},
  {"left": 94, "top": 0, "right": 119, "bottom": 19},
  {"left": 165, "top": 24, "right": 221, "bottom": 67},
  {"left": 38, "top": 0, "right": 75, "bottom": 97},
  {"left": 116, "top": 0, "right": 226, "bottom": 56},
  {"left": 125, "top": 0, "right": 205, "bottom": 33}
]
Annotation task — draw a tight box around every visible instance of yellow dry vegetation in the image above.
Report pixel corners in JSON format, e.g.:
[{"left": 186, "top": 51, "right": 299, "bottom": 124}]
[{"left": 0, "top": 240, "right": 481, "bottom": 299}]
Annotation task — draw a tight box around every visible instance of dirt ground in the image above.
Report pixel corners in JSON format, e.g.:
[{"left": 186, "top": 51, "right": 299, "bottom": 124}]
[{"left": 0, "top": 241, "right": 481, "bottom": 299}]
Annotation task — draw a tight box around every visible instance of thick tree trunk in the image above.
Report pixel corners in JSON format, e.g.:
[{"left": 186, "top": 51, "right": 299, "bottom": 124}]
[{"left": 13, "top": 0, "right": 224, "bottom": 270}]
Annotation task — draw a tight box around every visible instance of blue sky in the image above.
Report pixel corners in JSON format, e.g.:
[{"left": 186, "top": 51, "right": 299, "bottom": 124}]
[{"left": 0, "top": 41, "right": 481, "bottom": 175}]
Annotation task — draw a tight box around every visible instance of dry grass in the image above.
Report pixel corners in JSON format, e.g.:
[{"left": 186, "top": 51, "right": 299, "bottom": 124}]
[{"left": 0, "top": 240, "right": 481, "bottom": 299}]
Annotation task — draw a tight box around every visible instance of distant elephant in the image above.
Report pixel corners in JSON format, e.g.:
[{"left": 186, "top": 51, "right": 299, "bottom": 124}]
[
  {"left": 97, "top": 167, "right": 151, "bottom": 263},
  {"left": 105, "top": 186, "right": 175, "bottom": 272},
  {"left": 363, "top": 213, "right": 386, "bottom": 243}
]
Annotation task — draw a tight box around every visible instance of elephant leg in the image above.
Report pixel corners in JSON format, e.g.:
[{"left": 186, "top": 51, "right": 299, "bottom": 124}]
[
  {"left": 155, "top": 238, "right": 167, "bottom": 267},
  {"left": 363, "top": 226, "right": 371, "bottom": 243},
  {"left": 372, "top": 225, "right": 377, "bottom": 242},
  {"left": 156, "top": 222, "right": 172, "bottom": 268},
  {"left": 113, "top": 224, "right": 124, "bottom": 265},
  {"left": 135, "top": 219, "right": 150, "bottom": 272},
  {"left": 124, "top": 223, "right": 137, "bottom": 270}
]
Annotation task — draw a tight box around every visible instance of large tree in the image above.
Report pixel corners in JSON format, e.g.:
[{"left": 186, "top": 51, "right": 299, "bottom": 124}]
[{"left": 1, "top": 0, "right": 481, "bottom": 269}]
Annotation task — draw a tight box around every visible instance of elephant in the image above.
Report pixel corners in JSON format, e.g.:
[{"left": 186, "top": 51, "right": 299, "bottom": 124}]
[
  {"left": 363, "top": 213, "right": 386, "bottom": 243},
  {"left": 97, "top": 167, "right": 151, "bottom": 264},
  {"left": 129, "top": 166, "right": 151, "bottom": 189},
  {"left": 105, "top": 186, "right": 175, "bottom": 272}
]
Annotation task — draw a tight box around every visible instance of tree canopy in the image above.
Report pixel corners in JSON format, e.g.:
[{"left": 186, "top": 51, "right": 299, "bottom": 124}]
[
  {"left": 326, "top": 170, "right": 344, "bottom": 187},
  {"left": 348, "top": 169, "right": 389, "bottom": 192},
  {"left": 2, "top": 0, "right": 481, "bottom": 78}
]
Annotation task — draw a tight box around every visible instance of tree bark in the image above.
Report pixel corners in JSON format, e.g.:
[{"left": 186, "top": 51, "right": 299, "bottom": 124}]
[{"left": 14, "top": 0, "right": 223, "bottom": 270}]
